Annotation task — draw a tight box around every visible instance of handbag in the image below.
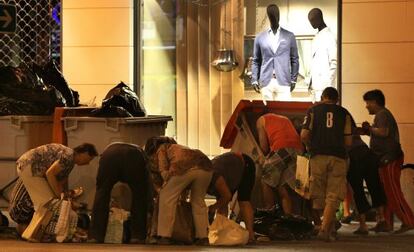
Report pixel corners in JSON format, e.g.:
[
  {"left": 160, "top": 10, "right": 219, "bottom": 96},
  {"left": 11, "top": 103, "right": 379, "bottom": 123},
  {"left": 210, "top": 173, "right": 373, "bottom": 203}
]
[
  {"left": 294, "top": 155, "right": 311, "bottom": 199},
  {"left": 22, "top": 198, "right": 55, "bottom": 242},
  {"left": 172, "top": 200, "right": 194, "bottom": 244}
]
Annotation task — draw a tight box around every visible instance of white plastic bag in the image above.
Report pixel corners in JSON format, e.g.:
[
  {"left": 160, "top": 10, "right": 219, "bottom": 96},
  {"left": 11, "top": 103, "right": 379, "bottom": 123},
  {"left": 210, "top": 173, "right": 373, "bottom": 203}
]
[
  {"left": 208, "top": 214, "right": 249, "bottom": 246},
  {"left": 54, "top": 195, "right": 71, "bottom": 243},
  {"left": 104, "top": 207, "right": 130, "bottom": 244},
  {"left": 295, "top": 155, "right": 311, "bottom": 199}
]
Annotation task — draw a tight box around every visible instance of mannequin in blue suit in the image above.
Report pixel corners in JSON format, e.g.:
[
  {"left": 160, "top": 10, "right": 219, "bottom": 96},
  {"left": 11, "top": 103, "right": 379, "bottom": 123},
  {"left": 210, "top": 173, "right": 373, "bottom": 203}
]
[{"left": 252, "top": 4, "right": 299, "bottom": 103}]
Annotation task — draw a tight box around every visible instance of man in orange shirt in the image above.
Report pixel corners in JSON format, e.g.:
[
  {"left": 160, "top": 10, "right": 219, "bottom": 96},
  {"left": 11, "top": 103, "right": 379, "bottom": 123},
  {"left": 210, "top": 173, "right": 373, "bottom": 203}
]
[{"left": 256, "top": 113, "right": 303, "bottom": 214}]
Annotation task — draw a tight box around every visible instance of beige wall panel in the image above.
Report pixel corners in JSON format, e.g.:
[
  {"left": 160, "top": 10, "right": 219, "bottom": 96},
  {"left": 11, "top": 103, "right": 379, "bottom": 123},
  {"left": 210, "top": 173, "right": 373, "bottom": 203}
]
[
  {"left": 399, "top": 124, "right": 414, "bottom": 163},
  {"left": 186, "top": 3, "right": 199, "bottom": 148},
  {"left": 342, "top": 43, "right": 414, "bottom": 83},
  {"left": 70, "top": 84, "right": 115, "bottom": 105},
  {"left": 62, "top": 9, "right": 132, "bottom": 46},
  {"left": 62, "top": 47, "right": 133, "bottom": 85},
  {"left": 210, "top": 3, "right": 223, "bottom": 156},
  {"left": 342, "top": 83, "right": 414, "bottom": 124},
  {"left": 63, "top": 0, "right": 131, "bottom": 9},
  {"left": 231, "top": 0, "right": 245, "bottom": 110},
  {"left": 176, "top": 0, "right": 188, "bottom": 145},
  {"left": 408, "top": 1, "right": 414, "bottom": 42},
  {"left": 198, "top": 5, "right": 211, "bottom": 154},
  {"left": 343, "top": 2, "right": 405, "bottom": 43}
]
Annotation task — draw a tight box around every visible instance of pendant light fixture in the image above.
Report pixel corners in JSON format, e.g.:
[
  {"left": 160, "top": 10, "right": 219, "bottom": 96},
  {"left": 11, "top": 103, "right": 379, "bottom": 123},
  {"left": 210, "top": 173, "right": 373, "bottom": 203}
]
[{"left": 211, "top": 0, "right": 238, "bottom": 72}]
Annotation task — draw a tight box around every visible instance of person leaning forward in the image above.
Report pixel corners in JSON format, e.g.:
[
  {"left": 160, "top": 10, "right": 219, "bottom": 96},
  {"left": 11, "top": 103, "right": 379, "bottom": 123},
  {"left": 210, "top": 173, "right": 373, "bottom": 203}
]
[
  {"left": 88, "top": 142, "right": 152, "bottom": 243},
  {"left": 9, "top": 143, "right": 98, "bottom": 235}
]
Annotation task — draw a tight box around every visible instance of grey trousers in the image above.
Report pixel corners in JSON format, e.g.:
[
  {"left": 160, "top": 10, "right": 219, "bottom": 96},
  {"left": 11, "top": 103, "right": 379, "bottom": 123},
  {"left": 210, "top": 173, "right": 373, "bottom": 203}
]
[{"left": 157, "top": 168, "right": 212, "bottom": 239}]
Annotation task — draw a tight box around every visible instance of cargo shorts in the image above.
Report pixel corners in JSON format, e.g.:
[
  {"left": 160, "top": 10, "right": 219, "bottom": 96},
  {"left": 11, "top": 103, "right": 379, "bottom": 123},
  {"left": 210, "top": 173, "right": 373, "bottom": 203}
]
[{"left": 309, "top": 155, "right": 348, "bottom": 210}]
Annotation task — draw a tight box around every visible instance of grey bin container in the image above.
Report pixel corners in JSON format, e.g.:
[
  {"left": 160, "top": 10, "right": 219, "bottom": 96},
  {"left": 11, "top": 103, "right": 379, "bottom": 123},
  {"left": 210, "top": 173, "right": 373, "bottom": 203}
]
[
  {"left": 63, "top": 115, "right": 172, "bottom": 209},
  {"left": 0, "top": 115, "right": 54, "bottom": 207}
]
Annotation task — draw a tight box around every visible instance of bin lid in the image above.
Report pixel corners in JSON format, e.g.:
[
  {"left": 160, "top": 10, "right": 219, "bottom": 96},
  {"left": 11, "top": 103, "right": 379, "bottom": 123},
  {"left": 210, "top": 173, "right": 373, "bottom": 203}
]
[
  {"left": 61, "top": 115, "right": 173, "bottom": 123},
  {"left": 0, "top": 115, "right": 54, "bottom": 122},
  {"left": 220, "top": 100, "right": 313, "bottom": 148}
]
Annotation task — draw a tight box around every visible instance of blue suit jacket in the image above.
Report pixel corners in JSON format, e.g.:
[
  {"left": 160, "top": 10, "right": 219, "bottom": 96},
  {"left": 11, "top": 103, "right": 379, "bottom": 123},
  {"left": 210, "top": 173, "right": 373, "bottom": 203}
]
[{"left": 252, "top": 28, "right": 299, "bottom": 87}]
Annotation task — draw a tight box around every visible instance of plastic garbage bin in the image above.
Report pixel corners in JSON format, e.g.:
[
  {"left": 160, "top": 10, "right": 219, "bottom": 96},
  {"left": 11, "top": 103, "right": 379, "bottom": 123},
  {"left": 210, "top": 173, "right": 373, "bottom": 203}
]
[
  {"left": 0, "top": 115, "right": 54, "bottom": 207},
  {"left": 220, "top": 100, "right": 312, "bottom": 209},
  {"left": 63, "top": 115, "right": 172, "bottom": 209}
]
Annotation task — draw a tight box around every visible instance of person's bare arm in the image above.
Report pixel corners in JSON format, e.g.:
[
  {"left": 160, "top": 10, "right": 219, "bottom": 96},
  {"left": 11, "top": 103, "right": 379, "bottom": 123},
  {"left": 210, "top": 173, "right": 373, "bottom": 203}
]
[
  {"left": 45, "top": 160, "right": 65, "bottom": 197},
  {"left": 256, "top": 116, "right": 270, "bottom": 156},
  {"left": 209, "top": 176, "right": 232, "bottom": 214},
  {"left": 301, "top": 129, "right": 311, "bottom": 149},
  {"left": 344, "top": 114, "right": 353, "bottom": 147}
]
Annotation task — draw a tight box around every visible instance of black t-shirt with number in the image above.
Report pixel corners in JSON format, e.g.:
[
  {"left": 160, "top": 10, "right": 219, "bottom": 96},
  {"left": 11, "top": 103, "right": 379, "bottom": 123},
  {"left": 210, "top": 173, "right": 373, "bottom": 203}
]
[{"left": 302, "top": 103, "right": 352, "bottom": 159}]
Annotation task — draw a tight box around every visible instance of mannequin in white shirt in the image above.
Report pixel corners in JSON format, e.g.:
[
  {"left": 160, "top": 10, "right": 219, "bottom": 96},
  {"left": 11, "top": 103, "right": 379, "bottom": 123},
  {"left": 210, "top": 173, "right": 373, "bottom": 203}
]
[{"left": 308, "top": 8, "right": 337, "bottom": 102}]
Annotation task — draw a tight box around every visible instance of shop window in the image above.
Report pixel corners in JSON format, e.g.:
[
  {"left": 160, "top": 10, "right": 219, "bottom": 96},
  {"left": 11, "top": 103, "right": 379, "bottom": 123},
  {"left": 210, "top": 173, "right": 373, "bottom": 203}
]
[{"left": 244, "top": 0, "right": 340, "bottom": 102}]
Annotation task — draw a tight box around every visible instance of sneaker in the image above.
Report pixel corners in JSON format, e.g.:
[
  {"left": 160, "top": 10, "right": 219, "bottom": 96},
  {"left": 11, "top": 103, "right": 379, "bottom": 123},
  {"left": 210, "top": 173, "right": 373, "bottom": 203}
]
[
  {"left": 393, "top": 224, "right": 414, "bottom": 235},
  {"left": 340, "top": 214, "right": 353, "bottom": 224},
  {"left": 371, "top": 221, "right": 392, "bottom": 233},
  {"left": 194, "top": 237, "right": 209, "bottom": 246}
]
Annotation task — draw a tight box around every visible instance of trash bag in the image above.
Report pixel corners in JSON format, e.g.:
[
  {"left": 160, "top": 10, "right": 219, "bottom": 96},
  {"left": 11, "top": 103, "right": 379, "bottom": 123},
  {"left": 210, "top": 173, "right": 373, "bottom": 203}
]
[
  {"left": 0, "top": 96, "right": 53, "bottom": 115},
  {"left": 101, "top": 82, "right": 146, "bottom": 117},
  {"left": 208, "top": 214, "right": 249, "bottom": 246},
  {"left": 254, "top": 208, "right": 313, "bottom": 240},
  {"left": 0, "top": 65, "right": 66, "bottom": 114},
  {"left": 33, "top": 61, "right": 78, "bottom": 107},
  {"left": 90, "top": 104, "right": 133, "bottom": 117}
]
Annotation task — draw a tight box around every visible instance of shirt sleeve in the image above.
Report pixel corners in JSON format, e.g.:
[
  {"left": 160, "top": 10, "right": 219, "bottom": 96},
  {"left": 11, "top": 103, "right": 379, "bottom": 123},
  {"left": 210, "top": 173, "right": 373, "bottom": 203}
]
[
  {"left": 302, "top": 109, "right": 313, "bottom": 131},
  {"left": 344, "top": 113, "right": 352, "bottom": 136},
  {"left": 374, "top": 111, "right": 390, "bottom": 129},
  {"left": 156, "top": 144, "right": 171, "bottom": 181},
  {"left": 56, "top": 148, "right": 75, "bottom": 180}
]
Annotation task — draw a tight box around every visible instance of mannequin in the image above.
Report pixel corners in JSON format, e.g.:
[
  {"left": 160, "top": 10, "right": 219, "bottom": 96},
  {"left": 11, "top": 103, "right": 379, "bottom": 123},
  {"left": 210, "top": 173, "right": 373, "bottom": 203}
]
[
  {"left": 308, "top": 8, "right": 337, "bottom": 102},
  {"left": 251, "top": 4, "right": 299, "bottom": 104}
]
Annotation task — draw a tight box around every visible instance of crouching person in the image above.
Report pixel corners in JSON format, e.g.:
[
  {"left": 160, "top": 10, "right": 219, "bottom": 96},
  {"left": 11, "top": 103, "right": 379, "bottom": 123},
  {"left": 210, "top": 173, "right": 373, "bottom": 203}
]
[
  {"left": 145, "top": 136, "right": 213, "bottom": 245},
  {"left": 9, "top": 143, "right": 97, "bottom": 235},
  {"left": 89, "top": 143, "right": 152, "bottom": 243},
  {"left": 207, "top": 152, "right": 256, "bottom": 243}
]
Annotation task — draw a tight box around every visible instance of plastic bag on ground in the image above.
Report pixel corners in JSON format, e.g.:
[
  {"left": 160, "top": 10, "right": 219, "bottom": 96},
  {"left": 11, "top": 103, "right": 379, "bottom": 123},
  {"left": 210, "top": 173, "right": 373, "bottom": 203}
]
[
  {"left": 104, "top": 207, "right": 130, "bottom": 244},
  {"left": 208, "top": 214, "right": 249, "bottom": 246}
]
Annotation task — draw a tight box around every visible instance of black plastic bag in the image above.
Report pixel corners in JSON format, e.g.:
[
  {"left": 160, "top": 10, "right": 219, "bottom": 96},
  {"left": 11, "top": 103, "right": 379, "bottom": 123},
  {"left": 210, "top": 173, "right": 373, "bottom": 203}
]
[
  {"left": 0, "top": 65, "right": 66, "bottom": 113},
  {"left": 32, "top": 60, "right": 78, "bottom": 107},
  {"left": 102, "top": 82, "right": 146, "bottom": 117}
]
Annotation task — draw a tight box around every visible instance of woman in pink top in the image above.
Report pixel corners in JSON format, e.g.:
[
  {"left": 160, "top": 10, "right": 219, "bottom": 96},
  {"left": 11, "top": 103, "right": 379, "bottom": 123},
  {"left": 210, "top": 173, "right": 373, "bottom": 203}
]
[{"left": 257, "top": 113, "right": 303, "bottom": 215}]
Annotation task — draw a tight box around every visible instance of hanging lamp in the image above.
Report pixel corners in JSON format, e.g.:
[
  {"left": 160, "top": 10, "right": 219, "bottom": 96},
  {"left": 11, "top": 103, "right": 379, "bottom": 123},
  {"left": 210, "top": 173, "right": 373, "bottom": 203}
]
[{"left": 211, "top": 0, "right": 238, "bottom": 72}]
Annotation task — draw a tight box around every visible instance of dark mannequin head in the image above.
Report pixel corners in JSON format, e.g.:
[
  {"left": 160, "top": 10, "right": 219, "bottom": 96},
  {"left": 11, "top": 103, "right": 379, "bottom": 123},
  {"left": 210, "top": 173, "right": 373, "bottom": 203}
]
[
  {"left": 267, "top": 4, "right": 280, "bottom": 31},
  {"left": 308, "top": 8, "right": 326, "bottom": 31}
]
